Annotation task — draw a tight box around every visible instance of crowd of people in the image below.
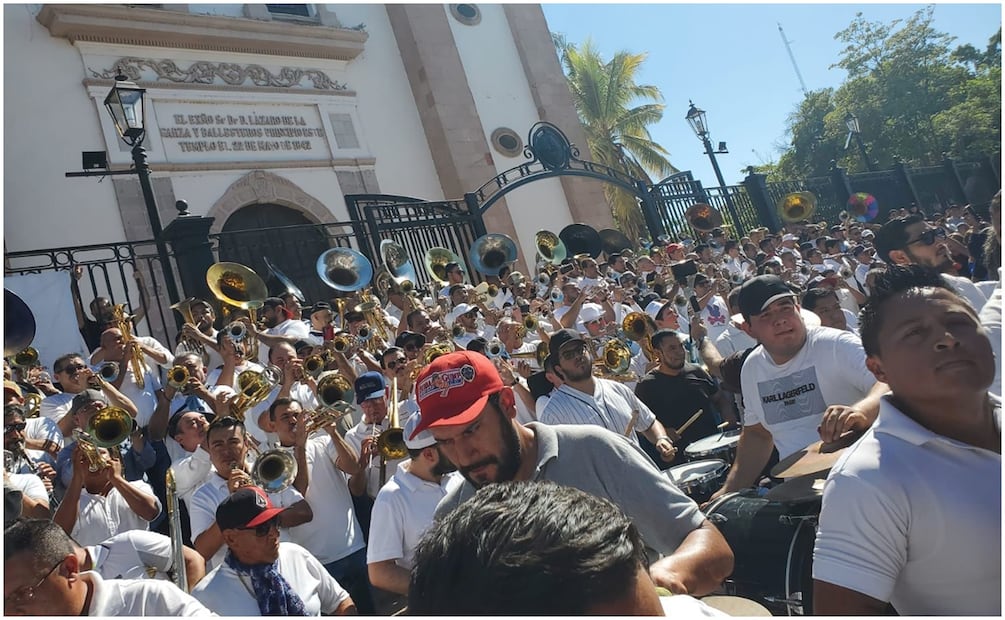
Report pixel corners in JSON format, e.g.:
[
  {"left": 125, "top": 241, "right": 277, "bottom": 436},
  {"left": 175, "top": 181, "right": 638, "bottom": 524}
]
[{"left": 4, "top": 193, "right": 1001, "bottom": 616}]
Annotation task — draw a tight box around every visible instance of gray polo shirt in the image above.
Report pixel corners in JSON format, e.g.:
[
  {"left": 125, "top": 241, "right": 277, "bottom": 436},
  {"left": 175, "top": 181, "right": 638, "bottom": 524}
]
[{"left": 435, "top": 422, "right": 706, "bottom": 556}]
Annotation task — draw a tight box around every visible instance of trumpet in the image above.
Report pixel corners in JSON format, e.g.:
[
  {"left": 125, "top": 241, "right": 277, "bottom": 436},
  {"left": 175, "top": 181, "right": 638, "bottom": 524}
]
[
  {"left": 317, "top": 372, "right": 355, "bottom": 409},
  {"left": 167, "top": 365, "right": 190, "bottom": 390},
  {"left": 304, "top": 405, "right": 354, "bottom": 435},
  {"left": 111, "top": 304, "right": 145, "bottom": 389},
  {"left": 839, "top": 266, "right": 854, "bottom": 279},
  {"left": 593, "top": 338, "right": 637, "bottom": 382},
  {"left": 451, "top": 324, "right": 465, "bottom": 339},
  {"left": 94, "top": 361, "right": 120, "bottom": 383},
  {"left": 357, "top": 324, "right": 372, "bottom": 341},
  {"left": 22, "top": 392, "right": 41, "bottom": 419},
  {"left": 303, "top": 353, "right": 328, "bottom": 379},
  {"left": 331, "top": 332, "right": 357, "bottom": 354}
]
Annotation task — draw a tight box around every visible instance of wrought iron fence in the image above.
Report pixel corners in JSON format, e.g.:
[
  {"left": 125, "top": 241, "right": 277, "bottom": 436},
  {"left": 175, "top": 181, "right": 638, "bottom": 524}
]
[
  {"left": 4, "top": 239, "right": 179, "bottom": 351},
  {"left": 210, "top": 222, "right": 360, "bottom": 306}
]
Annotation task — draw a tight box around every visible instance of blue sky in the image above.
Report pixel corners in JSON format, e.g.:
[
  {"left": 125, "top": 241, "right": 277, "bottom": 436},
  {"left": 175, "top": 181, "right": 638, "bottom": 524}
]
[{"left": 542, "top": 3, "right": 1002, "bottom": 185}]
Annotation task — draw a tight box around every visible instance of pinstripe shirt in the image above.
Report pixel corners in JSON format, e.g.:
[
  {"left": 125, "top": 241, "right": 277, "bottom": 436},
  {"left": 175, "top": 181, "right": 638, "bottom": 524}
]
[{"left": 539, "top": 380, "right": 656, "bottom": 446}]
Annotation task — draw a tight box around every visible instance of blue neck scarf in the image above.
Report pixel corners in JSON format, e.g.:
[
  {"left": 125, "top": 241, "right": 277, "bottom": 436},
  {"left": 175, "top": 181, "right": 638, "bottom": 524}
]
[{"left": 224, "top": 549, "right": 309, "bottom": 616}]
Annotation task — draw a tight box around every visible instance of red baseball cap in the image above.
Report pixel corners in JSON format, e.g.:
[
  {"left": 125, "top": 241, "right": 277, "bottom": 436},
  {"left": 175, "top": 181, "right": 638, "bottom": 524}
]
[
  {"left": 410, "top": 351, "right": 504, "bottom": 439},
  {"left": 666, "top": 243, "right": 683, "bottom": 254}
]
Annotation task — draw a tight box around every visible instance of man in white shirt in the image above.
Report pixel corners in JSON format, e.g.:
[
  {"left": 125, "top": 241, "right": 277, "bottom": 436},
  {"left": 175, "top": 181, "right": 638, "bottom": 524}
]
[
  {"left": 191, "top": 486, "right": 356, "bottom": 616},
  {"left": 448, "top": 303, "right": 482, "bottom": 350},
  {"left": 264, "top": 396, "right": 375, "bottom": 615},
  {"left": 707, "top": 275, "right": 889, "bottom": 505},
  {"left": 244, "top": 341, "right": 320, "bottom": 446},
  {"left": 190, "top": 416, "right": 313, "bottom": 570},
  {"left": 344, "top": 372, "right": 413, "bottom": 500},
  {"left": 437, "top": 262, "right": 466, "bottom": 299},
  {"left": 813, "top": 266, "right": 1000, "bottom": 615},
  {"left": 53, "top": 441, "right": 161, "bottom": 547},
  {"left": 5, "top": 380, "right": 62, "bottom": 467},
  {"left": 175, "top": 298, "right": 223, "bottom": 372},
  {"left": 40, "top": 353, "right": 136, "bottom": 438},
  {"left": 254, "top": 297, "right": 312, "bottom": 362},
  {"left": 74, "top": 529, "right": 206, "bottom": 590},
  {"left": 367, "top": 413, "right": 462, "bottom": 597},
  {"left": 88, "top": 327, "right": 170, "bottom": 427},
  {"left": 4, "top": 519, "right": 212, "bottom": 616},
  {"left": 874, "top": 214, "right": 989, "bottom": 310},
  {"left": 539, "top": 329, "right": 677, "bottom": 461}
]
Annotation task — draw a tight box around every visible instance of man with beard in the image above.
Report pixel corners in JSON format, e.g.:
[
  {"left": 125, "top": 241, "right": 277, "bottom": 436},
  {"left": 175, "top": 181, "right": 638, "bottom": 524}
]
[
  {"left": 634, "top": 329, "right": 728, "bottom": 468},
  {"left": 410, "top": 351, "right": 734, "bottom": 596},
  {"left": 174, "top": 298, "right": 222, "bottom": 371},
  {"left": 813, "top": 266, "right": 1001, "bottom": 615},
  {"left": 874, "top": 214, "right": 990, "bottom": 311},
  {"left": 366, "top": 413, "right": 462, "bottom": 600},
  {"left": 253, "top": 297, "right": 311, "bottom": 363},
  {"left": 539, "top": 329, "right": 677, "bottom": 462}
]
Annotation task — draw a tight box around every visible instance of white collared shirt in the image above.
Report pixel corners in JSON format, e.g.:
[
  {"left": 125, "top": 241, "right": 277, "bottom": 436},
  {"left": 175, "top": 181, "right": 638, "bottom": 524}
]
[
  {"left": 367, "top": 463, "right": 462, "bottom": 570},
  {"left": 343, "top": 412, "right": 415, "bottom": 498},
  {"left": 87, "top": 529, "right": 176, "bottom": 581},
  {"left": 71, "top": 480, "right": 160, "bottom": 547}
]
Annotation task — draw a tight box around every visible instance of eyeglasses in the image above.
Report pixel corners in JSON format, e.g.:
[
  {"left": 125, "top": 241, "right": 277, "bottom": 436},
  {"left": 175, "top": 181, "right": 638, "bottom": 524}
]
[
  {"left": 905, "top": 228, "right": 947, "bottom": 247},
  {"left": 5, "top": 422, "right": 27, "bottom": 433},
  {"left": 386, "top": 358, "right": 408, "bottom": 370},
  {"left": 560, "top": 343, "right": 588, "bottom": 360},
  {"left": 56, "top": 363, "right": 86, "bottom": 375},
  {"left": 239, "top": 518, "right": 279, "bottom": 537},
  {"left": 4, "top": 559, "right": 63, "bottom": 606}
]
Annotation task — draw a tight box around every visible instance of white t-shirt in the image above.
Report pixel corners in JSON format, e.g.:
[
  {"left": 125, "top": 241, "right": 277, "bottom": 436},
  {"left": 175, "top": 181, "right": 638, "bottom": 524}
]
[
  {"left": 285, "top": 436, "right": 365, "bottom": 564},
  {"left": 190, "top": 472, "right": 305, "bottom": 570},
  {"left": 24, "top": 416, "right": 62, "bottom": 466},
  {"left": 713, "top": 324, "right": 757, "bottom": 358},
  {"left": 87, "top": 530, "right": 176, "bottom": 581},
  {"left": 85, "top": 571, "right": 213, "bottom": 616},
  {"left": 39, "top": 391, "right": 75, "bottom": 427},
  {"left": 71, "top": 480, "right": 160, "bottom": 547},
  {"left": 740, "top": 326, "right": 877, "bottom": 459},
  {"left": 699, "top": 294, "right": 731, "bottom": 344},
  {"left": 245, "top": 382, "right": 318, "bottom": 447},
  {"left": 979, "top": 276, "right": 1001, "bottom": 398},
  {"left": 540, "top": 380, "right": 657, "bottom": 448},
  {"left": 205, "top": 360, "right": 265, "bottom": 392},
  {"left": 367, "top": 463, "right": 462, "bottom": 570},
  {"left": 813, "top": 396, "right": 1001, "bottom": 615},
  {"left": 944, "top": 273, "right": 988, "bottom": 312},
  {"left": 5, "top": 471, "right": 48, "bottom": 503},
  {"left": 166, "top": 443, "right": 213, "bottom": 507},
  {"left": 343, "top": 412, "right": 415, "bottom": 498},
  {"left": 191, "top": 542, "right": 350, "bottom": 616}
]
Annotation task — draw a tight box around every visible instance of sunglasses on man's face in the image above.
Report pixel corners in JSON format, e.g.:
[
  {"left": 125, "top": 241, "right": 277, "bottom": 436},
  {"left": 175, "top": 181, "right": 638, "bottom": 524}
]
[
  {"left": 239, "top": 518, "right": 279, "bottom": 537},
  {"left": 57, "top": 363, "right": 86, "bottom": 375},
  {"left": 386, "top": 357, "right": 408, "bottom": 370},
  {"left": 905, "top": 227, "right": 947, "bottom": 247},
  {"left": 4, "top": 422, "right": 26, "bottom": 433}
]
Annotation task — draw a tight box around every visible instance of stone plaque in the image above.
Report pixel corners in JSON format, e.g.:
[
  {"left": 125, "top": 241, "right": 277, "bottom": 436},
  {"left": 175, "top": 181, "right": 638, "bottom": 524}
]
[{"left": 152, "top": 101, "right": 332, "bottom": 163}]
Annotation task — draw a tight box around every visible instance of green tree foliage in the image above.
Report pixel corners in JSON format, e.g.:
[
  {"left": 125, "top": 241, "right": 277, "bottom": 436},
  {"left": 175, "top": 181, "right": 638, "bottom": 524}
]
[
  {"left": 554, "top": 37, "right": 677, "bottom": 239},
  {"left": 778, "top": 8, "right": 1000, "bottom": 177}
]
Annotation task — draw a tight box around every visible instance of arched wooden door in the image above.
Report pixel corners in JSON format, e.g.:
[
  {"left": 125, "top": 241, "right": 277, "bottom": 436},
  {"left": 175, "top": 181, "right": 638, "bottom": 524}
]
[{"left": 216, "top": 204, "right": 331, "bottom": 305}]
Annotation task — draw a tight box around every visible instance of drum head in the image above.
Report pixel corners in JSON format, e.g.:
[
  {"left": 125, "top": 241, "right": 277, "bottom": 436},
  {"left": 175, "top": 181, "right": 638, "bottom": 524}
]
[
  {"left": 669, "top": 459, "right": 727, "bottom": 487},
  {"left": 685, "top": 429, "right": 741, "bottom": 456},
  {"left": 700, "top": 596, "right": 772, "bottom": 616}
]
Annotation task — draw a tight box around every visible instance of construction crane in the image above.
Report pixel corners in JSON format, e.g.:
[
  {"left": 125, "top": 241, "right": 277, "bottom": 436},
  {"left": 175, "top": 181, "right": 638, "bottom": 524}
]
[{"left": 777, "top": 23, "right": 808, "bottom": 97}]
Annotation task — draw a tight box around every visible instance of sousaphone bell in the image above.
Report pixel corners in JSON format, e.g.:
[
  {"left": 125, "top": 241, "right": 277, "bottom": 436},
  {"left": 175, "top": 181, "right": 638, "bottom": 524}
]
[
  {"left": 264, "top": 256, "right": 308, "bottom": 304},
  {"left": 381, "top": 240, "right": 419, "bottom": 293},
  {"left": 468, "top": 234, "right": 518, "bottom": 277},
  {"left": 778, "top": 191, "right": 817, "bottom": 223},
  {"left": 686, "top": 203, "right": 724, "bottom": 232},
  {"left": 535, "top": 230, "right": 567, "bottom": 265},
  {"left": 206, "top": 262, "right": 269, "bottom": 315},
  {"left": 4, "top": 289, "right": 36, "bottom": 358},
  {"left": 598, "top": 228, "right": 634, "bottom": 257},
  {"left": 316, "top": 248, "right": 374, "bottom": 292},
  {"left": 424, "top": 247, "right": 463, "bottom": 285},
  {"left": 559, "top": 224, "right": 603, "bottom": 259}
]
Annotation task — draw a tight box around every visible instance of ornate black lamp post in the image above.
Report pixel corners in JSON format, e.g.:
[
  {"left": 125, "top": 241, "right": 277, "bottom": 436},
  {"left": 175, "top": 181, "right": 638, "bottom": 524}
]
[
  {"left": 104, "top": 76, "right": 180, "bottom": 305},
  {"left": 685, "top": 101, "right": 742, "bottom": 232},
  {"left": 844, "top": 111, "right": 877, "bottom": 172}
]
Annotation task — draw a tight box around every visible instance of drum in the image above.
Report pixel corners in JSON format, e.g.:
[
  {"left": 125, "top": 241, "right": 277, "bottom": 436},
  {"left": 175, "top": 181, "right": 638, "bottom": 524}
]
[
  {"left": 684, "top": 429, "right": 741, "bottom": 464},
  {"left": 667, "top": 459, "right": 728, "bottom": 504},
  {"left": 703, "top": 489, "right": 821, "bottom": 615}
]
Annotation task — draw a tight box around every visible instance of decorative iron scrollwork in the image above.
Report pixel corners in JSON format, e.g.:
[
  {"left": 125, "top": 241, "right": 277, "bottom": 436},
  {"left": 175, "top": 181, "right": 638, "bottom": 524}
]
[
  {"left": 90, "top": 57, "right": 349, "bottom": 91},
  {"left": 525, "top": 122, "right": 579, "bottom": 171}
]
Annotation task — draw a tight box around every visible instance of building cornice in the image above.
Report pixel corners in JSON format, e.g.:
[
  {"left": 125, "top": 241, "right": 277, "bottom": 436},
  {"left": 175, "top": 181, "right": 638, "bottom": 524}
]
[{"left": 37, "top": 4, "right": 368, "bottom": 61}]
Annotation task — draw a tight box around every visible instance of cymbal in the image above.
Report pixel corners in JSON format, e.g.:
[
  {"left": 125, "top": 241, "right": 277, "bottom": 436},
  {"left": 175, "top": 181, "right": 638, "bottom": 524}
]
[
  {"left": 770, "top": 432, "right": 859, "bottom": 479},
  {"left": 764, "top": 473, "right": 827, "bottom": 503}
]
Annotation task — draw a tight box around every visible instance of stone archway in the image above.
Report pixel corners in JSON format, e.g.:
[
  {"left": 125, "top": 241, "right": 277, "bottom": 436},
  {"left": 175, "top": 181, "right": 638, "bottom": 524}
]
[{"left": 207, "top": 170, "right": 338, "bottom": 234}]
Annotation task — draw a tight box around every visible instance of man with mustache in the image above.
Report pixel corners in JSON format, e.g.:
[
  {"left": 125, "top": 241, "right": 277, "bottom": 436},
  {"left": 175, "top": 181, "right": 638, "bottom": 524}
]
[{"left": 410, "top": 351, "right": 734, "bottom": 596}]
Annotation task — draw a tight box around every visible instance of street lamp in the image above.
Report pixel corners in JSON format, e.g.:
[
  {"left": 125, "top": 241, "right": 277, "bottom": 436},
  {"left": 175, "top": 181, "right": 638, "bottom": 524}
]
[
  {"left": 843, "top": 111, "right": 876, "bottom": 172},
  {"left": 685, "top": 101, "right": 742, "bottom": 234},
  {"left": 104, "top": 76, "right": 180, "bottom": 306}
]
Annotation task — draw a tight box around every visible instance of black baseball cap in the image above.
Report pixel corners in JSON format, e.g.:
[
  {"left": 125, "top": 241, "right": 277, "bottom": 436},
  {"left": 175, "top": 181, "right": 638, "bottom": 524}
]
[
  {"left": 216, "top": 487, "right": 286, "bottom": 531},
  {"left": 547, "top": 328, "right": 585, "bottom": 361},
  {"left": 737, "top": 275, "right": 797, "bottom": 318},
  {"left": 395, "top": 331, "right": 427, "bottom": 349}
]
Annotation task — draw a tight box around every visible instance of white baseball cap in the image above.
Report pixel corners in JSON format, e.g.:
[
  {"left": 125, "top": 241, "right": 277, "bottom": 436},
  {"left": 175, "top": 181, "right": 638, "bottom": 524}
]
[{"left": 403, "top": 413, "right": 437, "bottom": 450}]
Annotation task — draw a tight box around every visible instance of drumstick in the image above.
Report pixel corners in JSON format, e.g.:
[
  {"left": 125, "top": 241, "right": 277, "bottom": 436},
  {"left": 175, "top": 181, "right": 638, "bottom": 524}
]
[
  {"left": 624, "top": 409, "right": 639, "bottom": 437},
  {"left": 675, "top": 409, "right": 704, "bottom": 436}
]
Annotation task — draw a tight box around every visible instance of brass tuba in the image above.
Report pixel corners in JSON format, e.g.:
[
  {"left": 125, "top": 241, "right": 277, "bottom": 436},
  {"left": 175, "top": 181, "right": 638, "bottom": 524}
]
[
  {"left": 559, "top": 224, "right": 602, "bottom": 259},
  {"left": 599, "top": 228, "right": 634, "bottom": 257},
  {"left": 778, "top": 191, "right": 817, "bottom": 223},
  {"left": 424, "top": 247, "right": 463, "bottom": 285},
  {"left": 207, "top": 262, "right": 268, "bottom": 358},
  {"left": 381, "top": 240, "right": 419, "bottom": 293},
  {"left": 316, "top": 248, "right": 374, "bottom": 293},
  {"left": 621, "top": 312, "right": 658, "bottom": 363},
  {"left": 264, "top": 256, "right": 308, "bottom": 305},
  {"left": 469, "top": 234, "right": 518, "bottom": 277},
  {"left": 535, "top": 230, "right": 567, "bottom": 265},
  {"left": 686, "top": 203, "right": 723, "bottom": 232}
]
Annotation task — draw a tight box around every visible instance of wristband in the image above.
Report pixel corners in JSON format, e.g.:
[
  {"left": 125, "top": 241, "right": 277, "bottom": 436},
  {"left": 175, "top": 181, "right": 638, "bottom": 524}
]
[{"left": 655, "top": 435, "right": 672, "bottom": 445}]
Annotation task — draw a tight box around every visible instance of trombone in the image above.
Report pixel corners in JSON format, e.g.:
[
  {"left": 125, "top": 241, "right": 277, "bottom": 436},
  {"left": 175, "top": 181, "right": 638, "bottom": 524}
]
[
  {"left": 171, "top": 297, "right": 206, "bottom": 357},
  {"left": 377, "top": 376, "right": 408, "bottom": 487},
  {"left": 111, "top": 304, "right": 146, "bottom": 389}
]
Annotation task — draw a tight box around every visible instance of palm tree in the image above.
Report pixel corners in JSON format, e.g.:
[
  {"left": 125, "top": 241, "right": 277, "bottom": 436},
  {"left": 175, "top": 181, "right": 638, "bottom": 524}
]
[{"left": 556, "top": 37, "right": 677, "bottom": 240}]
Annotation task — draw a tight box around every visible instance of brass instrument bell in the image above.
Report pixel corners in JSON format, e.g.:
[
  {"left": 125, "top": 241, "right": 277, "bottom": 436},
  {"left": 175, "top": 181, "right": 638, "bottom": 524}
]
[
  {"left": 559, "top": 224, "right": 603, "bottom": 259},
  {"left": 207, "top": 262, "right": 269, "bottom": 310},
  {"left": 598, "top": 228, "right": 634, "bottom": 257},
  {"left": 778, "top": 191, "right": 818, "bottom": 223},
  {"left": 377, "top": 376, "right": 408, "bottom": 461},
  {"left": 469, "top": 234, "right": 518, "bottom": 277},
  {"left": 251, "top": 448, "right": 298, "bottom": 494},
  {"left": 380, "top": 240, "right": 419, "bottom": 292},
  {"left": 317, "top": 248, "right": 374, "bottom": 293},
  {"left": 535, "top": 230, "right": 567, "bottom": 265},
  {"left": 11, "top": 347, "right": 38, "bottom": 369},
  {"left": 686, "top": 203, "right": 724, "bottom": 232},
  {"left": 264, "top": 256, "right": 308, "bottom": 304},
  {"left": 424, "top": 247, "right": 463, "bottom": 285},
  {"left": 317, "top": 372, "right": 354, "bottom": 409},
  {"left": 4, "top": 289, "right": 36, "bottom": 358},
  {"left": 167, "top": 365, "right": 189, "bottom": 389}
]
